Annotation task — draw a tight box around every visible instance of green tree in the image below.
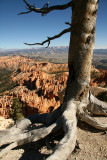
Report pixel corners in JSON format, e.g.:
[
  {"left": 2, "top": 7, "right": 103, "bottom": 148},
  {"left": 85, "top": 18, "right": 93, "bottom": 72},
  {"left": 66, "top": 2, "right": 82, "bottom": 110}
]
[{"left": 10, "top": 98, "right": 24, "bottom": 121}]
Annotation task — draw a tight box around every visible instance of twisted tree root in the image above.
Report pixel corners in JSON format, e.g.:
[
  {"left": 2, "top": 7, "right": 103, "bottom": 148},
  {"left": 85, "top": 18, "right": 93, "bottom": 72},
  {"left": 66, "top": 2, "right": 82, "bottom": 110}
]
[
  {"left": 0, "top": 117, "right": 62, "bottom": 158},
  {"left": 0, "top": 114, "right": 48, "bottom": 137},
  {"left": 47, "top": 101, "right": 77, "bottom": 160},
  {"left": 0, "top": 106, "right": 62, "bottom": 139},
  {"left": 0, "top": 96, "right": 107, "bottom": 160},
  {"left": 88, "top": 93, "right": 107, "bottom": 116},
  {"left": 78, "top": 108, "right": 107, "bottom": 130}
]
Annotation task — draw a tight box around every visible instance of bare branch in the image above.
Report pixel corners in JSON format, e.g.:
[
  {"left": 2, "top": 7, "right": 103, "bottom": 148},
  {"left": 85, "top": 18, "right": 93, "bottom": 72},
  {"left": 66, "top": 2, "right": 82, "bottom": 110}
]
[
  {"left": 65, "top": 22, "right": 71, "bottom": 26},
  {"left": 24, "top": 27, "right": 71, "bottom": 47},
  {"left": 18, "top": 10, "right": 31, "bottom": 15},
  {"left": 19, "top": 0, "right": 72, "bottom": 15}
]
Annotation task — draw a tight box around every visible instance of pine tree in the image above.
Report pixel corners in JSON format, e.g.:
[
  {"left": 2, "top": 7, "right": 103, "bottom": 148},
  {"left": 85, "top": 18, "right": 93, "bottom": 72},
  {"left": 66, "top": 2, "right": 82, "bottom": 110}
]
[{"left": 10, "top": 98, "right": 24, "bottom": 121}]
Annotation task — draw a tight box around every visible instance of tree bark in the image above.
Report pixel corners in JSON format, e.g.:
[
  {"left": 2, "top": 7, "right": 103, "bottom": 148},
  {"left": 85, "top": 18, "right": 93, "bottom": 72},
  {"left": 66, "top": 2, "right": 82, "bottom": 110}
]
[{"left": 66, "top": 0, "right": 98, "bottom": 102}]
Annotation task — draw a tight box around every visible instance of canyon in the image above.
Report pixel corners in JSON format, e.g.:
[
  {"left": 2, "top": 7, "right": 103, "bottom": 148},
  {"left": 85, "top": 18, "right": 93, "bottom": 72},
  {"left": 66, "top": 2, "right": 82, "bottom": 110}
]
[{"left": 0, "top": 56, "right": 107, "bottom": 118}]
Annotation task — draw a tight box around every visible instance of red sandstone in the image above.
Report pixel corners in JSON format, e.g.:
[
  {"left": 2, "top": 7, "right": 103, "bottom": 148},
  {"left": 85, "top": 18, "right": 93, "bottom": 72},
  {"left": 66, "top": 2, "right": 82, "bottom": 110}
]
[{"left": 0, "top": 56, "right": 106, "bottom": 118}]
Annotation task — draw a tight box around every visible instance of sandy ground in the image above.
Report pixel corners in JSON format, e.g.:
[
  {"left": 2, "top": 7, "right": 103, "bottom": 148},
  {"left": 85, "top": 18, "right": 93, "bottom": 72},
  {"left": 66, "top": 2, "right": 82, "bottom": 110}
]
[{"left": 1, "top": 117, "right": 107, "bottom": 160}]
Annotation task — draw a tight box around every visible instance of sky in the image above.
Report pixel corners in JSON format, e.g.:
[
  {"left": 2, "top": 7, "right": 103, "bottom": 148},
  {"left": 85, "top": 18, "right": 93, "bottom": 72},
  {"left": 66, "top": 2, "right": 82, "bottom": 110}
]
[{"left": 0, "top": 0, "right": 107, "bottom": 49}]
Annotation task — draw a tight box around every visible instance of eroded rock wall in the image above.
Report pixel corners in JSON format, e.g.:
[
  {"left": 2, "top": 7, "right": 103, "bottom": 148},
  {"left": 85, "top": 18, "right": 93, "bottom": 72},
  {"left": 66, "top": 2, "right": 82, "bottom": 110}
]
[{"left": 0, "top": 56, "right": 106, "bottom": 118}]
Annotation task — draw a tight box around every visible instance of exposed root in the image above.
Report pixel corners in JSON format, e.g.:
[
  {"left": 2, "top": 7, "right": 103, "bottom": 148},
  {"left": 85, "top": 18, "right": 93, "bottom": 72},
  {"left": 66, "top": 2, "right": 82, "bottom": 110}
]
[
  {"left": 88, "top": 93, "right": 107, "bottom": 116},
  {"left": 0, "top": 107, "right": 62, "bottom": 144},
  {"left": 0, "top": 142, "right": 18, "bottom": 158},
  {"left": 0, "top": 117, "right": 62, "bottom": 158},
  {"left": 0, "top": 96, "right": 107, "bottom": 159},
  {"left": 47, "top": 101, "right": 77, "bottom": 160},
  {"left": 0, "top": 128, "right": 21, "bottom": 137},
  {"left": 0, "top": 114, "right": 48, "bottom": 137},
  {"left": 0, "top": 114, "right": 48, "bottom": 148},
  {"left": 0, "top": 100, "right": 77, "bottom": 160},
  {"left": 0, "top": 132, "right": 31, "bottom": 147},
  {"left": 78, "top": 108, "right": 107, "bottom": 130}
]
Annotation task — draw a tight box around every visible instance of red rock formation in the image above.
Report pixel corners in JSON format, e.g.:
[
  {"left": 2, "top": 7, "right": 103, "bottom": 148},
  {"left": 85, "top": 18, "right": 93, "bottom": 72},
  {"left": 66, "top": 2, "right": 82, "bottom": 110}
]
[
  {"left": 0, "top": 56, "right": 35, "bottom": 69},
  {"left": 0, "top": 56, "right": 106, "bottom": 118},
  {"left": 0, "top": 95, "right": 13, "bottom": 118},
  {"left": 90, "top": 69, "right": 107, "bottom": 87}
]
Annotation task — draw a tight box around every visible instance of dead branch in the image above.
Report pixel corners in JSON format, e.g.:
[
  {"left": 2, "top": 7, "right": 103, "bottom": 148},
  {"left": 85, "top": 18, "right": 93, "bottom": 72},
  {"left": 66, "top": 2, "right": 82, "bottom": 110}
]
[
  {"left": 18, "top": 10, "right": 32, "bottom": 15},
  {"left": 19, "top": 0, "right": 72, "bottom": 15},
  {"left": 65, "top": 21, "right": 71, "bottom": 26},
  {"left": 24, "top": 27, "right": 71, "bottom": 47}
]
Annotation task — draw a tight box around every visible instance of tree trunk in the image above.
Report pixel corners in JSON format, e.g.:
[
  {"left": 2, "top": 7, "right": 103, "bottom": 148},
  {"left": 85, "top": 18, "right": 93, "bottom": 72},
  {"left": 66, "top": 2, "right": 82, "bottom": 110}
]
[{"left": 66, "top": 0, "right": 98, "bottom": 102}]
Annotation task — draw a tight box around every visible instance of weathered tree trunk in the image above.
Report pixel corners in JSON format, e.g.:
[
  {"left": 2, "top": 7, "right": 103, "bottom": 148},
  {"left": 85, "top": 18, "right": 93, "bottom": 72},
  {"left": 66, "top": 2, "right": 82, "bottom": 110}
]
[
  {"left": 0, "top": 0, "right": 107, "bottom": 160},
  {"left": 66, "top": 0, "right": 98, "bottom": 101}
]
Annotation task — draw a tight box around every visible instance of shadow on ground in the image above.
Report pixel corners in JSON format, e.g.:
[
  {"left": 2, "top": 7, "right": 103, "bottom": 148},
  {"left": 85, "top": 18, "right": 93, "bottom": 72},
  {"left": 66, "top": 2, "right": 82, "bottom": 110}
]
[{"left": 18, "top": 139, "right": 50, "bottom": 160}]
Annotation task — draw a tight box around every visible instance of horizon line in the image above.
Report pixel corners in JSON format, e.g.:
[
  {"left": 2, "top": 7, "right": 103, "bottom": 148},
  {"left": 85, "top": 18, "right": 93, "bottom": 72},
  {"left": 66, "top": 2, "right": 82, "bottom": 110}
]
[{"left": 0, "top": 46, "right": 107, "bottom": 50}]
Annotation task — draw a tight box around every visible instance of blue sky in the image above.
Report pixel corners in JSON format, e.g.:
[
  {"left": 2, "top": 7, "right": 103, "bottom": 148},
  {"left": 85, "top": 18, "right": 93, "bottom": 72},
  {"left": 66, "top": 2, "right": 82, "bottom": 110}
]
[{"left": 0, "top": 0, "right": 107, "bottom": 49}]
